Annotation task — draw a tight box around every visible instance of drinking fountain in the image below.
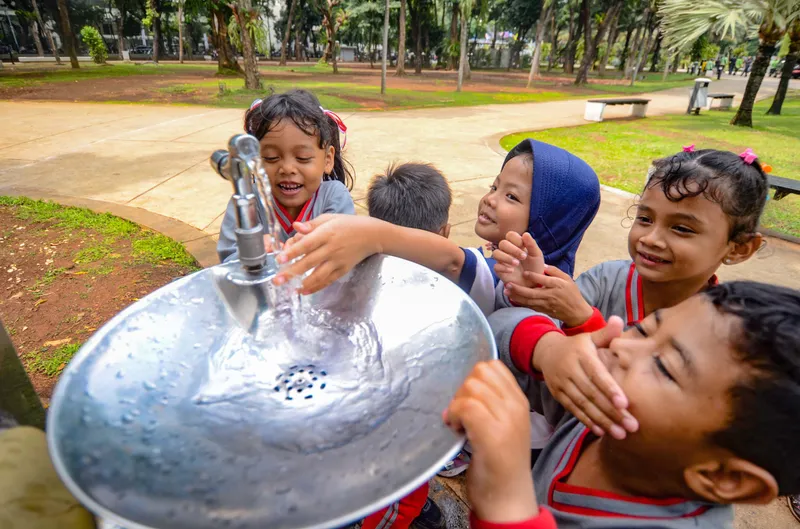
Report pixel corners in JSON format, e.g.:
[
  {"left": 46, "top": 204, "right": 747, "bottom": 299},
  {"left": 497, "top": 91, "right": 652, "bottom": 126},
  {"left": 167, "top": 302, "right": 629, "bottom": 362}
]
[{"left": 46, "top": 134, "right": 496, "bottom": 529}]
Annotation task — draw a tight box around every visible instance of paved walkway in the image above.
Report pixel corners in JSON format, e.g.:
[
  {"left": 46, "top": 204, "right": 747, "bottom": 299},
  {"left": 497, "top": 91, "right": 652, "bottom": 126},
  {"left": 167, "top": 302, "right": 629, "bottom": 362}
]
[
  {"left": 1, "top": 75, "right": 798, "bottom": 289},
  {"left": 1, "top": 76, "right": 799, "bottom": 527}
]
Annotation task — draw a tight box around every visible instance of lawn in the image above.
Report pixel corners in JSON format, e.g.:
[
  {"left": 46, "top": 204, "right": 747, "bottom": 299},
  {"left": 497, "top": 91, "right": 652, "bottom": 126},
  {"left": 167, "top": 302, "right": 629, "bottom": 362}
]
[
  {"left": 0, "top": 196, "right": 198, "bottom": 404},
  {"left": 500, "top": 92, "right": 800, "bottom": 239},
  {"left": 0, "top": 61, "right": 700, "bottom": 111}
]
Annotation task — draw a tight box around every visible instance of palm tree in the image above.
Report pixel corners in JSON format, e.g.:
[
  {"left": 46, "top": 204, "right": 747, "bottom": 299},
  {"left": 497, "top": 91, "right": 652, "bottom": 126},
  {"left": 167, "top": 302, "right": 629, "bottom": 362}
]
[
  {"left": 659, "top": 0, "right": 800, "bottom": 127},
  {"left": 231, "top": 0, "right": 261, "bottom": 89},
  {"left": 56, "top": 0, "right": 79, "bottom": 68},
  {"left": 767, "top": 19, "right": 800, "bottom": 114},
  {"left": 280, "top": 0, "right": 298, "bottom": 66}
]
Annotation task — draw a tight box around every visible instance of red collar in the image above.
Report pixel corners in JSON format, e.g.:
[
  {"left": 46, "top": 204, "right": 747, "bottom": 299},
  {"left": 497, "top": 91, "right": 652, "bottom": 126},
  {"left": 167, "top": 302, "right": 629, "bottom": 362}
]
[
  {"left": 547, "top": 428, "right": 710, "bottom": 519},
  {"left": 626, "top": 263, "right": 719, "bottom": 326},
  {"left": 273, "top": 190, "right": 318, "bottom": 235}
]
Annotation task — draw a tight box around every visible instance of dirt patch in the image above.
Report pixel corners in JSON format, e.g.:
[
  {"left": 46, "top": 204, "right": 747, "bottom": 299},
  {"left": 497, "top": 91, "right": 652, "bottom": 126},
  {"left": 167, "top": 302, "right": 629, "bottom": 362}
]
[{"left": 0, "top": 198, "right": 197, "bottom": 406}]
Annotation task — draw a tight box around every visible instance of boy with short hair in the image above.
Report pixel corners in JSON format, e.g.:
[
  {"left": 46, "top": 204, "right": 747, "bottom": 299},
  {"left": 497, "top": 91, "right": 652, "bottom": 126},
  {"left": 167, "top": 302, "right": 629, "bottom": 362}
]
[
  {"left": 443, "top": 281, "right": 800, "bottom": 528},
  {"left": 367, "top": 162, "right": 452, "bottom": 237},
  {"left": 361, "top": 161, "right": 452, "bottom": 529}
]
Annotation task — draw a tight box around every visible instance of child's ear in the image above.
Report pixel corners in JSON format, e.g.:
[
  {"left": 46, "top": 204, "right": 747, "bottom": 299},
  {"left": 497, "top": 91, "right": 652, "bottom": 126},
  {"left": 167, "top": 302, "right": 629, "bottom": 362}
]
[
  {"left": 439, "top": 223, "right": 451, "bottom": 239},
  {"left": 723, "top": 233, "right": 763, "bottom": 266},
  {"left": 684, "top": 457, "right": 777, "bottom": 505},
  {"left": 324, "top": 145, "right": 335, "bottom": 175}
]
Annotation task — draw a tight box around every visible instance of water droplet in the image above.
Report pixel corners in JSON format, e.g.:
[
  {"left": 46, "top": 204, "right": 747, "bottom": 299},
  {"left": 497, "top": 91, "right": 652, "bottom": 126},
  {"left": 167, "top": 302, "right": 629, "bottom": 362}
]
[
  {"left": 191, "top": 297, "right": 204, "bottom": 304},
  {"left": 115, "top": 370, "right": 124, "bottom": 379},
  {"left": 121, "top": 413, "right": 135, "bottom": 424},
  {"left": 179, "top": 361, "right": 190, "bottom": 369},
  {"left": 143, "top": 381, "right": 157, "bottom": 391},
  {"left": 276, "top": 486, "right": 292, "bottom": 495},
  {"left": 159, "top": 369, "right": 168, "bottom": 379},
  {"left": 193, "top": 343, "right": 201, "bottom": 349}
]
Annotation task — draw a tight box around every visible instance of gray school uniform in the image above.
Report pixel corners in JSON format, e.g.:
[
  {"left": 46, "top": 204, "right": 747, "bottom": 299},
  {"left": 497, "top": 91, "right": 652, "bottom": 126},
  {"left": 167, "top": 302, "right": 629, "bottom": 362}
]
[
  {"left": 496, "top": 259, "right": 645, "bottom": 328},
  {"left": 489, "top": 307, "right": 735, "bottom": 529},
  {"left": 217, "top": 180, "right": 355, "bottom": 264}
]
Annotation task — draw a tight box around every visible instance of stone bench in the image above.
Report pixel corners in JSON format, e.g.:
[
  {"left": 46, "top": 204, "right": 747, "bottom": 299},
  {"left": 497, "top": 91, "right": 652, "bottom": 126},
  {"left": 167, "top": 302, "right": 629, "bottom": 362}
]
[
  {"left": 769, "top": 175, "right": 800, "bottom": 201},
  {"left": 584, "top": 98, "right": 651, "bottom": 122},
  {"left": 707, "top": 93, "right": 735, "bottom": 110}
]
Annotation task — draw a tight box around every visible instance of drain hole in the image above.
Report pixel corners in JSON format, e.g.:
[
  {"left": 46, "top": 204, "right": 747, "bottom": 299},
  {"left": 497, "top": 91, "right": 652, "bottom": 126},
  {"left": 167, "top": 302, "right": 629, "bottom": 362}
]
[
  {"left": 298, "top": 369, "right": 304, "bottom": 373},
  {"left": 307, "top": 384, "right": 313, "bottom": 388},
  {"left": 312, "top": 377, "right": 318, "bottom": 381},
  {"left": 286, "top": 396, "right": 293, "bottom": 401},
  {"left": 290, "top": 365, "right": 298, "bottom": 370},
  {"left": 273, "top": 386, "right": 280, "bottom": 392},
  {"left": 305, "top": 395, "right": 313, "bottom": 400},
  {"left": 297, "top": 388, "right": 303, "bottom": 393},
  {"left": 320, "top": 371, "right": 327, "bottom": 376},
  {"left": 320, "top": 383, "right": 326, "bottom": 389}
]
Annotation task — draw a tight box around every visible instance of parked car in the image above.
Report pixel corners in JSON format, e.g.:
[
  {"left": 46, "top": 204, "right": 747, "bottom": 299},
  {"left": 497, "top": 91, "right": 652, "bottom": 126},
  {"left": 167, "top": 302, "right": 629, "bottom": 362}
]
[
  {"left": 129, "top": 46, "right": 153, "bottom": 59},
  {"left": 793, "top": 60, "right": 800, "bottom": 80}
]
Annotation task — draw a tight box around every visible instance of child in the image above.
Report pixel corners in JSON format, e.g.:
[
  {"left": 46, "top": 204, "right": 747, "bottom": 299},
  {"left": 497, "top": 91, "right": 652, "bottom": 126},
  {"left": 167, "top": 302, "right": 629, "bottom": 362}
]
[
  {"left": 217, "top": 89, "right": 355, "bottom": 263},
  {"left": 275, "top": 139, "right": 601, "bottom": 318},
  {"left": 492, "top": 148, "right": 768, "bottom": 439},
  {"left": 447, "top": 281, "right": 800, "bottom": 528},
  {"left": 361, "top": 161, "right": 452, "bottom": 529}
]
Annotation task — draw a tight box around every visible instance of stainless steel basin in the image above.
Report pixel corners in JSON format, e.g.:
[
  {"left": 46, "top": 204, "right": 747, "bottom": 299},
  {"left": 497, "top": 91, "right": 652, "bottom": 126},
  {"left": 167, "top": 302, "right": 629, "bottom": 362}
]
[{"left": 47, "top": 255, "right": 496, "bottom": 529}]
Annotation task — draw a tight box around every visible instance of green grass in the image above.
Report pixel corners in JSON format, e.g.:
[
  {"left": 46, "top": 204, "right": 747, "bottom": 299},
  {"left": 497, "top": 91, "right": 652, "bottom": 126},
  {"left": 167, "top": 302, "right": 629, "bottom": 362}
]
[
  {"left": 0, "top": 62, "right": 218, "bottom": 89},
  {"left": 27, "top": 267, "right": 67, "bottom": 298},
  {"left": 500, "top": 92, "right": 800, "bottom": 238},
  {"left": 26, "top": 343, "right": 81, "bottom": 376},
  {"left": 587, "top": 73, "right": 697, "bottom": 94},
  {"left": 0, "top": 196, "right": 200, "bottom": 269},
  {"left": 189, "top": 77, "right": 575, "bottom": 110}
]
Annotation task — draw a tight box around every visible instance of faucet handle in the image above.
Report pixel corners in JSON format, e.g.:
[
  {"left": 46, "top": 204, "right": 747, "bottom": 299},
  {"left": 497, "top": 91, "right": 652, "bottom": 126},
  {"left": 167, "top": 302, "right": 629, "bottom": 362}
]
[{"left": 228, "top": 134, "right": 261, "bottom": 163}]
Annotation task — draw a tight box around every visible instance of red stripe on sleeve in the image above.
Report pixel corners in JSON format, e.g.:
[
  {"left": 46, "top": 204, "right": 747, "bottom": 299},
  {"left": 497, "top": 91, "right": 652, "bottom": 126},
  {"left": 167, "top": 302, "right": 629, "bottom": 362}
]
[
  {"left": 510, "top": 316, "right": 564, "bottom": 377},
  {"left": 562, "top": 307, "right": 606, "bottom": 336},
  {"left": 470, "top": 509, "right": 557, "bottom": 529}
]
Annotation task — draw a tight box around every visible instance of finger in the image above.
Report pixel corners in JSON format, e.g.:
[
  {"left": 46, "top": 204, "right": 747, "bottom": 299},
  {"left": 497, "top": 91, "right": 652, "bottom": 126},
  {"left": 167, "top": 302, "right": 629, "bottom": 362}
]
[
  {"left": 555, "top": 392, "right": 605, "bottom": 437},
  {"left": 542, "top": 264, "right": 571, "bottom": 280},
  {"left": 300, "top": 262, "right": 345, "bottom": 295},
  {"left": 591, "top": 316, "right": 625, "bottom": 348},
  {"left": 522, "top": 272, "right": 561, "bottom": 289},
  {"left": 506, "top": 282, "right": 548, "bottom": 300},
  {"left": 291, "top": 213, "right": 334, "bottom": 235},
  {"left": 559, "top": 381, "right": 627, "bottom": 439},
  {"left": 446, "top": 397, "right": 495, "bottom": 439},
  {"left": 570, "top": 360, "right": 630, "bottom": 429},
  {"left": 276, "top": 229, "right": 329, "bottom": 264},
  {"left": 521, "top": 233, "right": 544, "bottom": 259},
  {"left": 485, "top": 360, "right": 529, "bottom": 405},
  {"left": 273, "top": 246, "right": 329, "bottom": 285},
  {"left": 493, "top": 248, "right": 521, "bottom": 267},
  {"left": 504, "top": 231, "right": 524, "bottom": 249},
  {"left": 470, "top": 361, "right": 516, "bottom": 404},
  {"left": 494, "top": 264, "right": 516, "bottom": 276},
  {"left": 497, "top": 240, "right": 527, "bottom": 262}
]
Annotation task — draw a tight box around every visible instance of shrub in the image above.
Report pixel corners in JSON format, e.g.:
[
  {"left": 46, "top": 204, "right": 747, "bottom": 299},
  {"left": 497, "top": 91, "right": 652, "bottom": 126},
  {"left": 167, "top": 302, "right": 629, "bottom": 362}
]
[{"left": 79, "top": 26, "right": 107, "bottom": 64}]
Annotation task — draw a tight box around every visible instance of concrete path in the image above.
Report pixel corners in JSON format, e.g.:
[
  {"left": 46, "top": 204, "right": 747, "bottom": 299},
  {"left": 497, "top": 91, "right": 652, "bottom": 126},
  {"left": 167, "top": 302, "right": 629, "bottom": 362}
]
[
  {"left": 1, "top": 75, "right": 799, "bottom": 527},
  {"left": 1, "top": 75, "right": 797, "bottom": 287}
]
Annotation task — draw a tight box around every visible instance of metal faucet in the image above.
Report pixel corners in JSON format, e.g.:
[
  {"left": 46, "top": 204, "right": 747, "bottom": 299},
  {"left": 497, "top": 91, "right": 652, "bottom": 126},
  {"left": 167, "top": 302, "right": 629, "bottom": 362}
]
[{"left": 210, "top": 134, "right": 280, "bottom": 274}]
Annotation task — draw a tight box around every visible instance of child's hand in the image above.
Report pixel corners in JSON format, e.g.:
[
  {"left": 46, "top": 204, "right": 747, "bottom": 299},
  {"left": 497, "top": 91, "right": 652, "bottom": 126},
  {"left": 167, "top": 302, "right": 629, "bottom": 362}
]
[
  {"left": 534, "top": 317, "right": 639, "bottom": 439},
  {"left": 444, "top": 361, "right": 539, "bottom": 523},
  {"left": 493, "top": 232, "right": 545, "bottom": 289},
  {"left": 273, "top": 214, "right": 383, "bottom": 294},
  {"left": 504, "top": 265, "right": 594, "bottom": 327}
]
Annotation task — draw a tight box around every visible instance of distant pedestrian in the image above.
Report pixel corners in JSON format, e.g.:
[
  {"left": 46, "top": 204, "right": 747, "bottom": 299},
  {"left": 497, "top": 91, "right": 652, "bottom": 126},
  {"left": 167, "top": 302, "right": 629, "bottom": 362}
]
[
  {"left": 715, "top": 58, "right": 723, "bottom": 80},
  {"left": 721, "top": 55, "right": 729, "bottom": 75},
  {"left": 769, "top": 57, "right": 779, "bottom": 77},
  {"left": 736, "top": 57, "right": 744, "bottom": 75},
  {"left": 743, "top": 56, "right": 752, "bottom": 76},
  {"left": 728, "top": 56, "right": 736, "bottom": 75}
]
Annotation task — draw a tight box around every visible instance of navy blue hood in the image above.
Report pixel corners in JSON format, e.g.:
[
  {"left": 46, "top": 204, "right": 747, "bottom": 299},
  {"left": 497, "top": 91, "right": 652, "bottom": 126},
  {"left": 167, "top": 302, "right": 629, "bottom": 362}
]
[{"left": 502, "top": 139, "right": 600, "bottom": 277}]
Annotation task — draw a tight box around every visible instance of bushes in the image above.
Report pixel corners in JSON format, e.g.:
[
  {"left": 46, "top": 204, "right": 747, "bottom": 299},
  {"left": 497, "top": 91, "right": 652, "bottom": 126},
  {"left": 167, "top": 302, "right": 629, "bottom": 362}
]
[{"left": 79, "top": 26, "right": 107, "bottom": 64}]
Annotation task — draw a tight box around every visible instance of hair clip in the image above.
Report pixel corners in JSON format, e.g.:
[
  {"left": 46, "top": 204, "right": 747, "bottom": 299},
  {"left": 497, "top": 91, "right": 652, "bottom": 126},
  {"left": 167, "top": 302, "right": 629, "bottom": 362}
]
[
  {"left": 739, "top": 148, "right": 758, "bottom": 165},
  {"left": 249, "top": 98, "right": 263, "bottom": 111},
  {"left": 761, "top": 163, "right": 773, "bottom": 173},
  {"left": 320, "top": 106, "right": 348, "bottom": 149},
  {"left": 682, "top": 144, "right": 695, "bottom": 153}
]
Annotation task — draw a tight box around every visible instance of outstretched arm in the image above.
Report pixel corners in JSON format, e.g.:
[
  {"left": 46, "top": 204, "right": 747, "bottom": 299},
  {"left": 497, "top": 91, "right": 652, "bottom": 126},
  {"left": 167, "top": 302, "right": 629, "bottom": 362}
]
[{"left": 275, "top": 214, "right": 466, "bottom": 294}]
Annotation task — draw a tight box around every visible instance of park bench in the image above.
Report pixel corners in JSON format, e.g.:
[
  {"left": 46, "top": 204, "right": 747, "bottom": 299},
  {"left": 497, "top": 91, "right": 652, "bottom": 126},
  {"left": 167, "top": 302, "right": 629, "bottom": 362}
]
[
  {"left": 584, "top": 98, "right": 651, "bottom": 122},
  {"left": 707, "top": 93, "right": 735, "bottom": 110},
  {"left": 769, "top": 175, "right": 800, "bottom": 201}
]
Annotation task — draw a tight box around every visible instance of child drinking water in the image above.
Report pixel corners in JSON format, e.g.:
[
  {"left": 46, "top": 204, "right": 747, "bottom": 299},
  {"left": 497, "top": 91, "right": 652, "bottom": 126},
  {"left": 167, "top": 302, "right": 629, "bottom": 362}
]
[
  {"left": 453, "top": 281, "right": 800, "bottom": 528},
  {"left": 493, "top": 147, "right": 768, "bottom": 440},
  {"left": 217, "top": 89, "right": 355, "bottom": 263}
]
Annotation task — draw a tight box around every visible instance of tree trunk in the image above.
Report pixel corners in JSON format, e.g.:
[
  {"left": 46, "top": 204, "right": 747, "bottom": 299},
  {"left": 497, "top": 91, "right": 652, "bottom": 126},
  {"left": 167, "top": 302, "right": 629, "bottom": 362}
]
[
  {"left": 447, "top": 1, "right": 458, "bottom": 70},
  {"left": 573, "top": 0, "right": 592, "bottom": 84},
  {"left": 731, "top": 36, "right": 777, "bottom": 126},
  {"left": 231, "top": 0, "right": 260, "bottom": 89},
  {"left": 577, "top": 0, "right": 622, "bottom": 85},
  {"left": 649, "top": 30, "right": 662, "bottom": 72},
  {"left": 629, "top": 22, "right": 655, "bottom": 86},
  {"left": 528, "top": 3, "right": 552, "bottom": 85},
  {"left": 548, "top": 12, "right": 558, "bottom": 71},
  {"left": 619, "top": 25, "right": 632, "bottom": 71},
  {"left": 624, "top": 22, "right": 642, "bottom": 78},
  {"left": 597, "top": 10, "right": 619, "bottom": 77},
  {"left": 31, "top": 0, "right": 58, "bottom": 62},
  {"left": 662, "top": 49, "right": 672, "bottom": 81},
  {"left": 411, "top": 0, "right": 422, "bottom": 74},
  {"left": 280, "top": 0, "right": 297, "bottom": 65},
  {"left": 56, "top": 0, "right": 79, "bottom": 68},
  {"left": 396, "top": 0, "right": 407, "bottom": 75},
  {"left": 295, "top": 24, "right": 302, "bottom": 60},
  {"left": 29, "top": 21, "right": 44, "bottom": 56},
  {"left": 565, "top": 1, "right": 583, "bottom": 74},
  {"left": 211, "top": 6, "right": 242, "bottom": 73},
  {"left": 766, "top": 21, "right": 799, "bottom": 115},
  {"left": 148, "top": 0, "right": 160, "bottom": 63},
  {"left": 457, "top": 8, "right": 467, "bottom": 91},
  {"left": 381, "top": 0, "right": 389, "bottom": 93},
  {"left": 115, "top": 15, "right": 126, "bottom": 59},
  {"left": 178, "top": 3, "right": 184, "bottom": 63},
  {"left": 491, "top": 20, "right": 497, "bottom": 49}
]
